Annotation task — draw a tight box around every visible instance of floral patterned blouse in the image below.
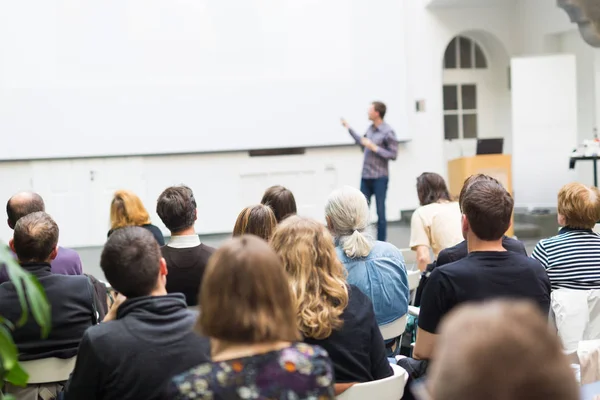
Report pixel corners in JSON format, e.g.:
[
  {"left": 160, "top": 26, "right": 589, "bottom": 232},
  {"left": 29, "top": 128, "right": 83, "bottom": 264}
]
[{"left": 165, "top": 343, "right": 335, "bottom": 400}]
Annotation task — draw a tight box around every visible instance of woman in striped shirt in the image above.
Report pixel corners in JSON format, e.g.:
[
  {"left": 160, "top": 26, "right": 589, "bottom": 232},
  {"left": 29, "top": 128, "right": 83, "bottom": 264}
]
[{"left": 532, "top": 182, "right": 600, "bottom": 290}]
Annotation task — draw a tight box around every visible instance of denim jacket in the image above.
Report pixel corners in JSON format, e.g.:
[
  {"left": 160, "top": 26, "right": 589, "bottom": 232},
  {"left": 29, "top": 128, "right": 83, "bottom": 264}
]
[{"left": 336, "top": 241, "right": 409, "bottom": 325}]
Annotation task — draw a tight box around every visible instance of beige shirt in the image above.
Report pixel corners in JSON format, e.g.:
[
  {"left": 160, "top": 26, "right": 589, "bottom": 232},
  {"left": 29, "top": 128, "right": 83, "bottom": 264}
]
[{"left": 410, "top": 201, "right": 463, "bottom": 257}]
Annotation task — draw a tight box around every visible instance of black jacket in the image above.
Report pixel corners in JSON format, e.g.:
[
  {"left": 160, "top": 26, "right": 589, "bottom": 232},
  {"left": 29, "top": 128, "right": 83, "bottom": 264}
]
[
  {"left": 0, "top": 262, "right": 95, "bottom": 360},
  {"left": 64, "top": 293, "right": 210, "bottom": 400}
]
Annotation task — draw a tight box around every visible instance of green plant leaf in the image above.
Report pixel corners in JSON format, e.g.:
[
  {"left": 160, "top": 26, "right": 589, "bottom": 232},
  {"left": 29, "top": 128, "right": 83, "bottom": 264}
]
[
  {"left": 0, "top": 325, "right": 17, "bottom": 373},
  {"left": 4, "top": 361, "right": 28, "bottom": 387}
]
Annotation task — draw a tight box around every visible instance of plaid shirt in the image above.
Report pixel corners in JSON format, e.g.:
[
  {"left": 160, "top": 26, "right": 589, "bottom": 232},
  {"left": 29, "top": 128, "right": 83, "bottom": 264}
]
[{"left": 348, "top": 122, "right": 398, "bottom": 179}]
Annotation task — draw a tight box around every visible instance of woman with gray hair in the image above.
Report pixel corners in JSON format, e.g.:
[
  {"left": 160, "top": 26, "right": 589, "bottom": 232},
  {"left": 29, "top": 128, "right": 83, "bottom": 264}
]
[{"left": 325, "top": 186, "right": 409, "bottom": 327}]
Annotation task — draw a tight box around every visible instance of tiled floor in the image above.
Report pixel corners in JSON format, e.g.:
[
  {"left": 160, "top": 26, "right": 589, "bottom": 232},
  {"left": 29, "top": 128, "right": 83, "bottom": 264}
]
[{"left": 77, "top": 222, "right": 542, "bottom": 282}]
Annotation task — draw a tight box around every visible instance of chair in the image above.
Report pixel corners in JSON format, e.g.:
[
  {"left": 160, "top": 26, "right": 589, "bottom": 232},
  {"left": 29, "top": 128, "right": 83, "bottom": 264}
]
[
  {"left": 551, "top": 289, "right": 600, "bottom": 353},
  {"left": 379, "top": 315, "right": 408, "bottom": 341},
  {"left": 3, "top": 357, "right": 76, "bottom": 400},
  {"left": 407, "top": 270, "right": 421, "bottom": 292},
  {"left": 336, "top": 364, "right": 408, "bottom": 400}
]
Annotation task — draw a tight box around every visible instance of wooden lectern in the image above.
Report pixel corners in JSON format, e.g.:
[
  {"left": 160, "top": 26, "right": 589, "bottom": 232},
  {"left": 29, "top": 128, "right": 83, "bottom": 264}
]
[{"left": 448, "top": 155, "right": 514, "bottom": 237}]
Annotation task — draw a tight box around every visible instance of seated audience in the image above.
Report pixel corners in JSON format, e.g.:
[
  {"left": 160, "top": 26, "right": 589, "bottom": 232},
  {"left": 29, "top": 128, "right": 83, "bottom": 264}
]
[
  {"left": 156, "top": 185, "right": 215, "bottom": 306},
  {"left": 325, "top": 186, "right": 409, "bottom": 326},
  {"left": 64, "top": 227, "right": 210, "bottom": 400},
  {"left": 410, "top": 176, "right": 550, "bottom": 363},
  {"left": 232, "top": 204, "right": 277, "bottom": 241},
  {"left": 2, "top": 191, "right": 82, "bottom": 283},
  {"left": 410, "top": 172, "right": 463, "bottom": 271},
  {"left": 271, "top": 216, "right": 392, "bottom": 384},
  {"left": 423, "top": 300, "right": 578, "bottom": 400},
  {"left": 261, "top": 185, "right": 297, "bottom": 223},
  {"left": 107, "top": 189, "right": 165, "bottom": 245},
  {"left": 0, "top": 212, "right": 94, "bottom": 360},
  {"left": 532, "top": 182, "right": 600, "bottom": 290},
  {"left": 166, "top": 235, "right": 335, "bottom": 399}
]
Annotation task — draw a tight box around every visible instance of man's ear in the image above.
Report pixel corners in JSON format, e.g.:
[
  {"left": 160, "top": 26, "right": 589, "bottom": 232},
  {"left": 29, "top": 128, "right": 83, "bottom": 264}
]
[
  {"left": 7, "top": 219, "right": 13, "bottom": 230},
  {"left": 159, "top": 257, "right": 168, "bottom": 276},
  {"left": 195, "top": 209, "right": 198, "bottom": 222},
  {"left": 461, "top": 214, "right": 469, "bottom": 238},
  {"left": 49, "top": 246, "right": 59, "bottom": 261},
  {"left": 9, "top": 239, "right": 15, "bottom": 253}
]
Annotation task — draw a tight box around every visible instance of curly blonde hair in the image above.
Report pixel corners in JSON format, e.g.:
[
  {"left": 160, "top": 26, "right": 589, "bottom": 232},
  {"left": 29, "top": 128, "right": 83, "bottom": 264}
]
[{"left": 270, "top": 216, "right": 349, "bottom": 340}]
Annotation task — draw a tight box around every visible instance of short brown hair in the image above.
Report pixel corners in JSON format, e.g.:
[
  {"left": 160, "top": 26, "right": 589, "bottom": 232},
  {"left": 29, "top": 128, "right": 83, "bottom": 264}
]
[
  {"left": 372, "top": 101, "right": 387, "bottom": 119},
  {"left": 13, "top": 211, "right": 58, "bottom": 262},
  {"left": 428, "top": 300, "right": 579, "bottom": 400},
  {"left": 156, "top": 185, "right": 197, "bottom": 233},
  {"left": 416, "top": 172, "right": 452, "bottom": 206},
  {"left": 260, "top": 185, "right": 297, "bottom": 223},
  {"left": 232, "top": 204, "right": 277, "bottom": 241},
  {"left": 458, "top": 174, "right": 499, "bottom": 211},
  {"left": 461, "top": 176, "right": 513, "bottom": 240},
  {"left": 557, "top": 182, "right": 600, "bottom": 229},
  {"left": 198, "top": 235, "right": 301, "bottom": 343}
]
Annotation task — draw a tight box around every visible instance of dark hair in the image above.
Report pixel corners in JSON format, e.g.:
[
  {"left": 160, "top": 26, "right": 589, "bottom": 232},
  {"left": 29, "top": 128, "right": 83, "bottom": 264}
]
[
  {"left": 156, "top": 185, "right": 197, "bottom": 233},
  {"left": 260, "top": 185, "right": 297, "bottom": 223},
  {"left": 199, "top": 235, "right": 301, "bottom": 343},
  {"left": 458, "top": 174, "right": 499, "bottom": 211},
  {"left": 6, "top": 192, "right": 45, "bottom": 229},
  {"left": 372, "top": 101, "right": 387, "bottom": 119},
  {"left": 461, "top": 177, "right": 514, "bottom": 241},
  {"left": 233, "top": 204, "right": 277, "bottom": 241},
  {"left": 13, "top": 211, "right": 58, "bottom": 262},
  {"left": 100, "top": 226, "right": 162, "bottom": 297},
  {"left": 416, "top": 172, "right": 452, "bottom": 206}
]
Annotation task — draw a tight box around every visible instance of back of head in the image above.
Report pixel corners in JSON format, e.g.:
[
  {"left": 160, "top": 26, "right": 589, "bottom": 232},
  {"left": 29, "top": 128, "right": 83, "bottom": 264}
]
[
  {"left": 372, "top": 101, "right": 387, "bottom": 119},
  {"left": 428, "top": 300, "right": 579, "bottom": 400},
  {"left": 260, "top": 185, "right": 297, "bottom": 223},
  {"left": 460, "top": 175, "right": 513, "bottom": 241},
  {"left": 416, "top": 173, "right": 451, "bottom": 206},
  {"left": 199, "top": 235, "right": 300, "bottom": 343},
  {"left": 100, "top": 226, "right": 161, "bottom": 297},
  {"left": 6, "top": 192, "right": 45, "bottom": 229},
  {"left": 110, "top": 190, "right": 151, "bottom": 230},
  {"left": 232, "top": 204, "right": 277, "bottom": 242},
  {"left": 557, "top": 182, "right": 600, "bottom": 229},
  {"left": 13, "top": 211, "right": 58, "bottom": 262},
  {"left": 156, "top": 185, "right": 197, "bottom": 233},
  {"left": 325, "top": 186, "right": 373, "bottom": 258},
  {"left": 270, "top": 216, "right": 349, "bottom": 340}
]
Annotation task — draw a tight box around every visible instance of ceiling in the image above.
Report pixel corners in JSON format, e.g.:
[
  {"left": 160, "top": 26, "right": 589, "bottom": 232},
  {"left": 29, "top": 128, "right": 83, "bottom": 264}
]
[{"left": 426, "top": 0, "right": 514, "bottom": 8}]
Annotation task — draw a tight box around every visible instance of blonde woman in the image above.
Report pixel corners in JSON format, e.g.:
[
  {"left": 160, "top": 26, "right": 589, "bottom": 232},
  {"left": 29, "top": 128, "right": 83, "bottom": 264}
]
[
  {"left": 166, "top": 235, "right": 335, "bottom": 399},
  {"left": 108, "top": 190, "right": 165, "bottom": 245},
  {"left": 271, "top": 216, "right": 392, "bottom": 385},
  {"left": 326, "top": 186, "right": 409, "bottom": 326}
]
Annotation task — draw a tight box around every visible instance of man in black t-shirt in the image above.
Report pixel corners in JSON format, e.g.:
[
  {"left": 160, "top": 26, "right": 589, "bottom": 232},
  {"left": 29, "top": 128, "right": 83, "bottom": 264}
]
[{"left": 411, "top": 175, "right": 550, "bottom": 362}]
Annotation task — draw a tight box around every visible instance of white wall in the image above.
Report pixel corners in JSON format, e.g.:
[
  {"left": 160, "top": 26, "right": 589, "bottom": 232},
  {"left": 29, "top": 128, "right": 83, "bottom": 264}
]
[{"left": 0, "top": 144, "right": 418, "bottom": 248}]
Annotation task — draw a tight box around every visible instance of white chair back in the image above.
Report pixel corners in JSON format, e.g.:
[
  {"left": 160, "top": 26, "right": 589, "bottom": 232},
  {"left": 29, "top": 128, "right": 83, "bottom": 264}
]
[
  {"left": 379, "top": 315, "right": 408, "bottom": 341},
  {"left": 407, "top": 270, "right": 421, "bottom": 292},
  {"left": 336, "top": 364, "right": 408, "bottom": 400},
  {"left": 552, "top": 289, "right": 600, "bottom": 353},
  {"left": 19, "top": 357, "right": 77, "bottom": 384}
]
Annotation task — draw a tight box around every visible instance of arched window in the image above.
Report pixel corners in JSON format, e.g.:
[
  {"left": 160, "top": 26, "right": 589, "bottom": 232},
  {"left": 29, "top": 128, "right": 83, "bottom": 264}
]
[
  {"left": 444, "top": 36, "right": 487, "bottom": 69},
  {"left": 443, "top": 36, "right": 488, "bottom": 140}
]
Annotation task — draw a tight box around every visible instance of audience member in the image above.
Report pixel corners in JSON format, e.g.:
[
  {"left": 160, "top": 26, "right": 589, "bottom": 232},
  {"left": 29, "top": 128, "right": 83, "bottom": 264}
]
[
  {"left": 156, "top": 185, "right": 215, "bottom": 306},
  {"left": 232, "top": 204, "right": 277, "bottom": 241},
  {"left": 410, "top": 176, "right": 550, "bottom": 364},
  {"left": 108, "top": 189, "right": 165, "bottom": 245},
  {"left": 422, "top": 300, "right": 579, "bottom": 400},
  {"left": 64, "top": 227, "right": 210, "bottom": 400},
  {"left": 410, "top": 172, "right": 462, "bottom": 271},
  {"left": 532, "top": 182, "right": 600, "bottom": 290},
  {"left": 271, "top": 216, "right": 392, "bottom": 385},
  {"left": 325, "top": 186, "right": 409, "bottom": 326},
  {"left": 2, "top": 191, "right": 82, "bottom": 283},
  {"left": 261, "top": 185, "right": 297, "bottom": 223},
  {"left": 166, "top": 235, "right": 335, "bottom": 399},
  {"left": 0, "top": 212, "right": 95, "bottom": 361}
]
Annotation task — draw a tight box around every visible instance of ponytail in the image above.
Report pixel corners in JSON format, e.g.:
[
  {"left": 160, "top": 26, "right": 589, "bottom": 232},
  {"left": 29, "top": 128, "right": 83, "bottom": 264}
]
[{"left": 342, "top": 229, "right": 373, "bottom": 258}]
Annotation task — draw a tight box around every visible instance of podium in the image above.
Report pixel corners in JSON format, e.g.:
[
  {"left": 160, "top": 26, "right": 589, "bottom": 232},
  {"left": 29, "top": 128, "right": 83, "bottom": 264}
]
[{"left": 448, "top": 155, "right": 514, "bottom": 237}]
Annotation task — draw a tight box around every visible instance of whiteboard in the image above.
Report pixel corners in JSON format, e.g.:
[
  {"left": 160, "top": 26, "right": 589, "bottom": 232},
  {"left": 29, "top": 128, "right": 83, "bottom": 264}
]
[
  {"left": 0, "top": 0, "right": 407, "bottom": 160},
  {"left": 511, "top": 54, "right": 578, "bottom": 208}
]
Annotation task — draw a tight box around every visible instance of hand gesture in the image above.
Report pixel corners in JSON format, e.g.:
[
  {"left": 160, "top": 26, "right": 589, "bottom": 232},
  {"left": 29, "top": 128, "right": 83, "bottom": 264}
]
[{"left": 341, "top": 118, "right": 349, "bottom": 129}]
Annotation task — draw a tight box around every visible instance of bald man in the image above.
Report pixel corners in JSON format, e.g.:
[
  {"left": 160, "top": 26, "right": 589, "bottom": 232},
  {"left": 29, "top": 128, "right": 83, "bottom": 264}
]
[{"left": 2, "top": 191, "right": 82, "bottom": 283}]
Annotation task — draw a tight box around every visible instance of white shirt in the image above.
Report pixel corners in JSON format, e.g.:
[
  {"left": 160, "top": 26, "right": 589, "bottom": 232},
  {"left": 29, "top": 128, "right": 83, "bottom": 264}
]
[{"left": 167, "top": 235, "right": 201, "bottom": 249}]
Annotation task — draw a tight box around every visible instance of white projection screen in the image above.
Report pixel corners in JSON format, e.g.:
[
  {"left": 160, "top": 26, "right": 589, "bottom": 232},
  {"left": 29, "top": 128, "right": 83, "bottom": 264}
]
[{"left": 0, "top": 0, "right": 407, "bottom": 160}]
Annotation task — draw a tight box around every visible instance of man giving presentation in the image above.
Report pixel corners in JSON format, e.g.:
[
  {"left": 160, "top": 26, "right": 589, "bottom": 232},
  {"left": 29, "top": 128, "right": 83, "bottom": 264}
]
[{"left": 341, "top": 101, "right": 398, "bottom": 242}]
